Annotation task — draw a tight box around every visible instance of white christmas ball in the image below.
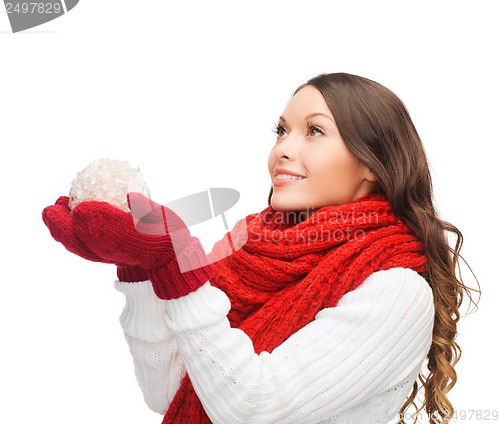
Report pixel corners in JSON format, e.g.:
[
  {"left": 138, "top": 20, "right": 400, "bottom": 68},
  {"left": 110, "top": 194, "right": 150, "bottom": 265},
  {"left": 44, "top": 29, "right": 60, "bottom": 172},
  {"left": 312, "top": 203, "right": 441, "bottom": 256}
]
[{"left": 68, "top": 159, "right": 150, "bottom": 212}]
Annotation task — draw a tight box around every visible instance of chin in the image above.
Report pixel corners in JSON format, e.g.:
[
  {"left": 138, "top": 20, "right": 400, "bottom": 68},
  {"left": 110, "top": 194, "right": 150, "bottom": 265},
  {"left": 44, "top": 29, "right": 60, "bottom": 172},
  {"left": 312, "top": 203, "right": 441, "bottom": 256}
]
[
  {"left": 270, "top": 197, "right": 292, "bottom": 212},
  {"left": 270, "top": 196, "right": 308, "bottom": 213}
]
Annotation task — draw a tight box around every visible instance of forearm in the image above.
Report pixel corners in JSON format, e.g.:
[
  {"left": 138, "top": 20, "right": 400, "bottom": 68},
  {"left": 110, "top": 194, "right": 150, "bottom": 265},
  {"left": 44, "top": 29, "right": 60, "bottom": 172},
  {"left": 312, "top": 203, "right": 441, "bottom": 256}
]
[{"left": 116, "top": 280, "right": 186, "bottom": 414}]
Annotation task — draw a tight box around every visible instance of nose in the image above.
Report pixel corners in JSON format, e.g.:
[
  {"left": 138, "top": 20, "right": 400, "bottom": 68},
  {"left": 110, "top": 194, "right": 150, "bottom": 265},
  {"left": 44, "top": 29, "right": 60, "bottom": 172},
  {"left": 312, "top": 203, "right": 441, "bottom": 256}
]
[{"left": 274, "top": 134, "right": 299, "bottom": 161}]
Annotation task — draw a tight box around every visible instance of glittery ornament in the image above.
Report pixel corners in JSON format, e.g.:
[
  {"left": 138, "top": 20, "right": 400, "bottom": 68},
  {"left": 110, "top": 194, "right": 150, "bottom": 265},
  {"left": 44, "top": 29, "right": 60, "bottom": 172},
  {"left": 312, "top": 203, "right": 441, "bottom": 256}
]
[{"left": 69, "top": 159, "right": 150, "bottom": 212}]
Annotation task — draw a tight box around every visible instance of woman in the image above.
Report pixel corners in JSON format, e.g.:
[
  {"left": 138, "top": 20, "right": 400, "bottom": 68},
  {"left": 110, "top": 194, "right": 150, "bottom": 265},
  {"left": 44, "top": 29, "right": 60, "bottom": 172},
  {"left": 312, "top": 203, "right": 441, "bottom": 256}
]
[{"left": 42, "top": 73, "right": 474, "bottom": 423}]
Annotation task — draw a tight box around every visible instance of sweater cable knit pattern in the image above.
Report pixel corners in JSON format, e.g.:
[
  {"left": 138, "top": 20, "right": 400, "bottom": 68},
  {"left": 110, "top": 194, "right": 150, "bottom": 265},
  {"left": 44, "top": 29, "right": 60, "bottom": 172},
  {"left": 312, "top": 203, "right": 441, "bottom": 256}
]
[{"left": 163, "top": 194, "right": 427, "bottom": 423}]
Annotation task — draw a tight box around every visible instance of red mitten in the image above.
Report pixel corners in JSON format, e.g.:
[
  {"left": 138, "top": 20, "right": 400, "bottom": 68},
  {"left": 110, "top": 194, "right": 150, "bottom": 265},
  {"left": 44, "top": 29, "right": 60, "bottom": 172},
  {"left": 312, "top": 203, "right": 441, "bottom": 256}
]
[
  {"left": 42, "top": 196, "right": 148, "bottom": 282},
  {"left": 73, "top": 193, "right": 212, "bottom": 300}
]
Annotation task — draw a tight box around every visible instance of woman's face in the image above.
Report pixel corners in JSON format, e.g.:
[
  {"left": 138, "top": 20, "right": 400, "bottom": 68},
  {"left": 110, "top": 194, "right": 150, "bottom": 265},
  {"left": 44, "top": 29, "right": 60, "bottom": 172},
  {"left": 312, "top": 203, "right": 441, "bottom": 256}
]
[{"left": 268, "top": 85, "right": 377, "bottom": 212}]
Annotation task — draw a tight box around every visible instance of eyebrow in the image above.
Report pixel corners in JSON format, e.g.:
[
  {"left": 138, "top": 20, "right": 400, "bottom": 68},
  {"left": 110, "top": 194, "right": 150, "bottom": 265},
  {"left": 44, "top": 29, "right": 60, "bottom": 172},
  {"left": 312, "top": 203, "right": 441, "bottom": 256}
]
[{"left": 279, "top": 113, "right": 335, "bottom": 123}]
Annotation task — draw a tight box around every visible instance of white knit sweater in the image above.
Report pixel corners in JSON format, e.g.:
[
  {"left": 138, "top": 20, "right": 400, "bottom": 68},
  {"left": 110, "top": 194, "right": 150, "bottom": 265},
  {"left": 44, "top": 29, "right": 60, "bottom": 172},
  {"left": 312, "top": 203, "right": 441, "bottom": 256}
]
[{"left": 115, "top": 267, "right": 434, "bottom": 424}]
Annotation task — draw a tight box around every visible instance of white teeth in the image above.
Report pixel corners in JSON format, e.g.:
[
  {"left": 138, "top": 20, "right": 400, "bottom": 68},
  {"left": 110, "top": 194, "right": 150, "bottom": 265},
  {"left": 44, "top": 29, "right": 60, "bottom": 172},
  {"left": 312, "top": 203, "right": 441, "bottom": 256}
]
[{"left": 275, "top": 174, "right": 305, "bottom": 180}]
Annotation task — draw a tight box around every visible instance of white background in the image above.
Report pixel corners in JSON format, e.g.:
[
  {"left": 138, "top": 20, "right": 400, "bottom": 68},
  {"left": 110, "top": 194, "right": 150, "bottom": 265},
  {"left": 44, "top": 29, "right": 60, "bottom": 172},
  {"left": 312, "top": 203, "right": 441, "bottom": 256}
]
[{"left": 0, "top": 1, "right": 498, "bottom": 422}]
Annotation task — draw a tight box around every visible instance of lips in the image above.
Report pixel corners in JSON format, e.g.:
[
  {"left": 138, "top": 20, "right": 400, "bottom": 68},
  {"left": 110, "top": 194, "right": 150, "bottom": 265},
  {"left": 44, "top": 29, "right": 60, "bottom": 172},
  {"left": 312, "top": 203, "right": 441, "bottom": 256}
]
[
  {"left": 273, "top": 168, "right": 306, "bottom": 186},
  {"left": 274, "top": 168, "right": 306, "bottom": 178}
]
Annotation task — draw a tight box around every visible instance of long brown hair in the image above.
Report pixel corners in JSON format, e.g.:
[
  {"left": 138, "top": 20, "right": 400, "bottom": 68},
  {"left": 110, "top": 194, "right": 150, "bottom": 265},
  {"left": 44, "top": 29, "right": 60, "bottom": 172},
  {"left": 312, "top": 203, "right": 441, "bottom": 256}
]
[{"left": 270, "top": 73, "right": 478, "bottom": 423}]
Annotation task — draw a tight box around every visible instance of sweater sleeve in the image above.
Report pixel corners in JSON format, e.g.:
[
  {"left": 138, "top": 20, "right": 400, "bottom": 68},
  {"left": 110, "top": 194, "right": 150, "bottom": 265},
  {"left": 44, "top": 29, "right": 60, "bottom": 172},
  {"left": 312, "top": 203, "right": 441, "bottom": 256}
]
[
  {"left": 114, "top": 280, "right": 186, "bottom": 415},
  {"left": 163, "top": 267, "right": 434, "bottom": 424}
]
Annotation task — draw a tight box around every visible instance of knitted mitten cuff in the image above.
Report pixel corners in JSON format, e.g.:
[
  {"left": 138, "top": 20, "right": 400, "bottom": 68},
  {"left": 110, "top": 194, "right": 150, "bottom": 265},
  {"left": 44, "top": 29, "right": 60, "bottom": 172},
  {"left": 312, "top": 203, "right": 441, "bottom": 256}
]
[
  {"left": 147, "top": 238, "right": 212, "bottom": 300},
  {"left": 117, "top": 265, "right": 149, "bottom": 283}
]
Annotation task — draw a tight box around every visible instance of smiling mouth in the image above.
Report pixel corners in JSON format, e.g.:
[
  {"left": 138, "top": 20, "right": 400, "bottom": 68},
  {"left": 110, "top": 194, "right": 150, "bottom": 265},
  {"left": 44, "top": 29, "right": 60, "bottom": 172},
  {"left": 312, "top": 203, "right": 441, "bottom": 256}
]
[
  {"left": 275, "top": 174, "right": 305, "bottom": 181},
  {"left": 273, "top": 173, "right": 307, "bottom": 187}
]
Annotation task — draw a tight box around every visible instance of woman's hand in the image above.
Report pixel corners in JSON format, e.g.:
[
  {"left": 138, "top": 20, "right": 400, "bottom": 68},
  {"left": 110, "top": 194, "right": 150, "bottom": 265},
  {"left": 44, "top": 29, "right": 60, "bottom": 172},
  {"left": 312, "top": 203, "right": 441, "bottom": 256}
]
[
  {"left": 42, "top": 196, "right": 148, "bottom": 282},
  {"left": 70, "top": 195, "right": 178, "bottom": 269},
  {"left": 42, "top": 196, "right": 114, "bottom": 263},
  {"left": 42, "top": 193, "right": 212, "bottom": 299}
]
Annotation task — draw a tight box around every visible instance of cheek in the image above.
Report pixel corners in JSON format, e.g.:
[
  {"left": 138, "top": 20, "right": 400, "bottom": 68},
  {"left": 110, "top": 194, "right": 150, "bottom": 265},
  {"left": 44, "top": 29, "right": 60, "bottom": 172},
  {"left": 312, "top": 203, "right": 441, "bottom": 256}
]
[
  {"left": 267, "top": 149, "right": 276, "bottom": 174},
  {"left": 312, "top": 152, "right": 361, "bottom": 186},
  {"left": 314, "top": 151, "right": 346, "bottom": 175}
]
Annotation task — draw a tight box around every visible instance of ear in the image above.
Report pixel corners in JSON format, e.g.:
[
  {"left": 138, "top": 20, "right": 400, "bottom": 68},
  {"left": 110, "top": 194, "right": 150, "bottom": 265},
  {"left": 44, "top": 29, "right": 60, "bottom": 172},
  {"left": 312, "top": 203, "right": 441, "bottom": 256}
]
[
  {"left": 362, "top": 165, "right": 378, "bottom": 183},
  {"left": 365, "top": 169, "right": 378, "bottom": 182}
]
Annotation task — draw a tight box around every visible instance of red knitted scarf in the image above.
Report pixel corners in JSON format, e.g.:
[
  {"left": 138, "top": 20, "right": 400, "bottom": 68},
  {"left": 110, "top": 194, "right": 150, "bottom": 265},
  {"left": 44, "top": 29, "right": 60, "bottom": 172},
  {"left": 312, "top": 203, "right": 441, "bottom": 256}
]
[{"left": 162, "top": 194, "right": 427, "bottom": 423}]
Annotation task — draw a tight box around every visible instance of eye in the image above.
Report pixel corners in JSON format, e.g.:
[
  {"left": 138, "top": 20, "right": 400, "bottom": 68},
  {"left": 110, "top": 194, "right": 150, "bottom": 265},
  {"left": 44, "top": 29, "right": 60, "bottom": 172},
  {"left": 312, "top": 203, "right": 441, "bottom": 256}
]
[
  {"left": 272, "top": 123, "right": 288, "bottom": 138},
  {"left": 307, "top": 123, "right": 325, "bottom": 137}
]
